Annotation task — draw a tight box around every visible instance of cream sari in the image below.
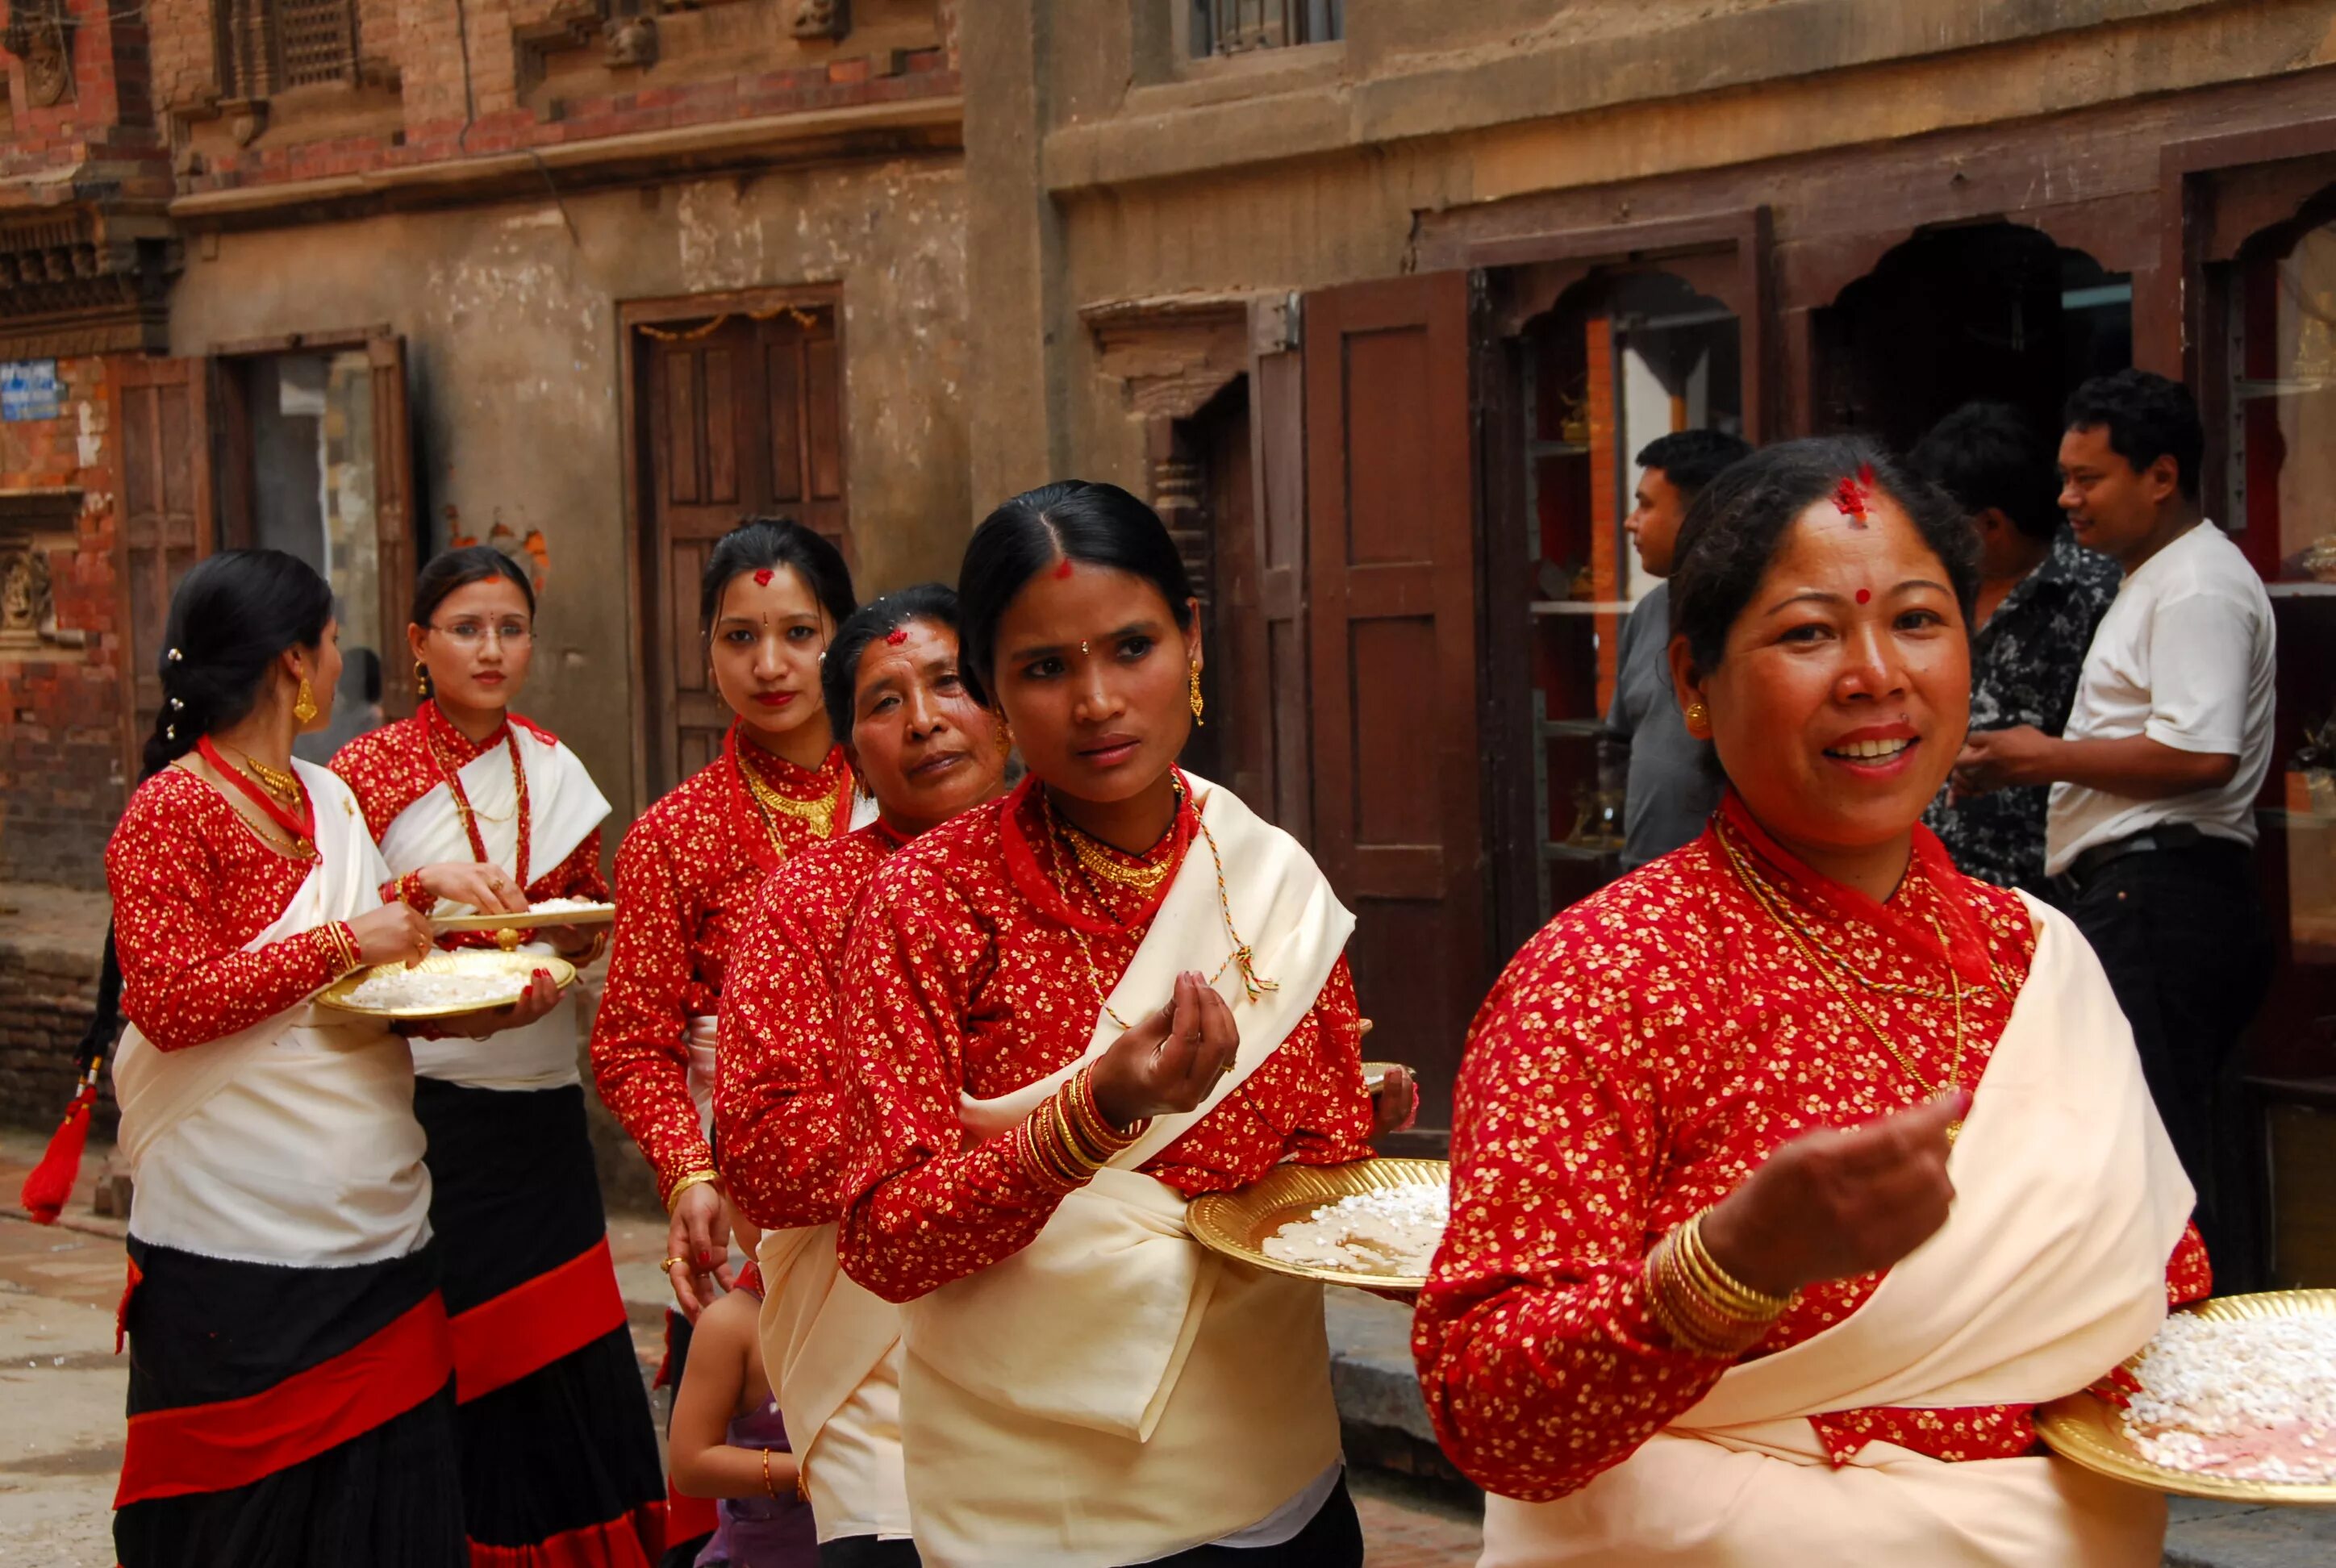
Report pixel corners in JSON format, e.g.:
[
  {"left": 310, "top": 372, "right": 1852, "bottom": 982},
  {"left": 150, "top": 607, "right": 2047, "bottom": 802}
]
[
  {"left": 1479, "top": 894, "right": 2195, "bottom": 1566},
  {"left": 888, "top": 775, "right": 1358, "bottom": 1568}
]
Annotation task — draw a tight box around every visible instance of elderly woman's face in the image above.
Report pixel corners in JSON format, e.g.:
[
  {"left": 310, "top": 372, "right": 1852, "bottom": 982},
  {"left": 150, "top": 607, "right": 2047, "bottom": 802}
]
[{"left": 1674, "top": 496, "right": 1970, "bottom": 861}]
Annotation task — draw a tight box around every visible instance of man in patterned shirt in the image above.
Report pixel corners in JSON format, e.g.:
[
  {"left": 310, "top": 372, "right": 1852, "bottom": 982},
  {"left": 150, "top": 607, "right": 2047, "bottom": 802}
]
[{"left": 1912, "top": 402, "right": 2119, "bottom": 896}]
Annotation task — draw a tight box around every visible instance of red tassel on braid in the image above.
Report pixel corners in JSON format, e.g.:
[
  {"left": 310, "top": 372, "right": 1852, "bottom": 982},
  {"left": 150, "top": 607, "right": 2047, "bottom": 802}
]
[{"left": 20, "top": 1060, "right": 100, "bottom": 1225}]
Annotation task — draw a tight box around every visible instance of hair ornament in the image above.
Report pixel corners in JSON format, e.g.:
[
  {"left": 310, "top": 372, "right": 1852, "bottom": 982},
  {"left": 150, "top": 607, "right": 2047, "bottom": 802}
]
[
  {"left": 166, "top": 647, "right": 184, "bottom": 663},
  {"left": 165, "top": 724, "right": 177, "bottom": 740},
  {"left": 169, "top": 697, "right": 184, "bottom": 711},
  {"left": 884, "top": 628, "right": 909, "bottom": 645}
]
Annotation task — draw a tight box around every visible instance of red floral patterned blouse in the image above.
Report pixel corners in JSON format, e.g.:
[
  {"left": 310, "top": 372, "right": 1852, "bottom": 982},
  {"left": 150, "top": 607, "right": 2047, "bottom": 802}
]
[
  {"left": 835, "top": 776, "right": 1375, "bottom": 1303},
  {"left": 1412, "top": 793, "right": 2211, "bottom": 1502},
  {"left": 106, "top": 768, "right": 361, "bottom": 1051},
  {"left": 591, "top": 725, "right": 855, "bottom": 1207},
  {"left": 715, "top": 820, "right": 903, "bottom": 1232},
  {"left": 328, "top": 703, "right": 606, "bottom": 930}
]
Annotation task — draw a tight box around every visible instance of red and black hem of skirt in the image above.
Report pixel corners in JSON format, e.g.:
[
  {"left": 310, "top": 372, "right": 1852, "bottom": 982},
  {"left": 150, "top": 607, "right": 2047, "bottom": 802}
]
[
  {"left": 115, "top": 1236, "right": 465, "bottom": 1568},
  {"left": 417, "top": 1076, "right": 669, "bottom": 1566}
]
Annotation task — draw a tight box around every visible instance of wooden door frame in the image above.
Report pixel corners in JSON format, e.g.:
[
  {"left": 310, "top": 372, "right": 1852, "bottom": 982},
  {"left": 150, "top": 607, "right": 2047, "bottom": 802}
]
[
  {"left": 107, "top": 353, "right": 215, "bottom": 786},
  {"left": 616, "top": 283, "right": 845, "bottom": 815}
]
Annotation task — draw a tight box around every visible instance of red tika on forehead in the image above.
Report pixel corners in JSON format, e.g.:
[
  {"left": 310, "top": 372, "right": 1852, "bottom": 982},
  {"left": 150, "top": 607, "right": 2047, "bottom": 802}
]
[
  {"left": 1051, "top": 558, "right": 1075, "bottom": 580},
  {"left": 1831, "top": 463, "right": 1877, "bottom": 527},
  {"left": 884, "top": 628, "right": 910, "bottom": 645},
  {"left": 753, "top": 568, "right": 774, "bottom": 586}
]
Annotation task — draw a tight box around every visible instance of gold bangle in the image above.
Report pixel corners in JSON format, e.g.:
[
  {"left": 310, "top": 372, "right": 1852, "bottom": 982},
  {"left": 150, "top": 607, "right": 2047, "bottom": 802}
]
[
  {"left": 1644, "top": 1233, "right": 1766, "bottom": 1357},
  {"left": 1013, "top": 1123, "right": 1075, "bottom": 1192},
  {"left": 1036, "top": 1104, "right": 1091, "bottom": 1186},
  {"left": 1678, "top": 1212, "right": 1792, "bottom": 1320},
  {"left": 665, "top": 1169, "right": 720, "bottom": 1213},
  {"left": 762, "top": 1445, "right": 778, "bottom": 1499},
  {"left": 1049, "top": 1093, "right": 1106, "bottom": 1174},
  {"left": 1068, "top": 1067, "right": 1144, "bottom": 1159}
]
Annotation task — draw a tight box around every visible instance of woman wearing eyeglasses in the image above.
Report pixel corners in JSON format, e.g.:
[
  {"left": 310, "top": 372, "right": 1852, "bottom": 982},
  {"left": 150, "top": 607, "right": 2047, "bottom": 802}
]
[{"left": 331, "top": 545, "right": 664, "bottom": 1565}]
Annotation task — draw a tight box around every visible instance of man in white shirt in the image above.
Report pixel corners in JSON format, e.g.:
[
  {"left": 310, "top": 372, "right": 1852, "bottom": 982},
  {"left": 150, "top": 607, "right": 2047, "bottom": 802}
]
[{"left": 1954, "top": 370, "right": 2276, "bottom": 1273}]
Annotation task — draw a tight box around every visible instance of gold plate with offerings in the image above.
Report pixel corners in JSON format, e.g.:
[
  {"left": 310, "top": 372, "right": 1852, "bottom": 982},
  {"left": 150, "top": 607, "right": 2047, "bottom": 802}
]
[
  {"left": 1185, "top": 1157, "right": 1450, "bottom": 1294},
  {"left": 318, "top": 950, "right": 579, "bottom": 1021}
]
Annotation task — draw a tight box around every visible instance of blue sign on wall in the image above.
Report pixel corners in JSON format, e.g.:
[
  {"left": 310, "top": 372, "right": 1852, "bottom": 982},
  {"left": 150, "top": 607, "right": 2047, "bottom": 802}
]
[{"left": 1, "top": 361, "right": 63, "bottom": 423}]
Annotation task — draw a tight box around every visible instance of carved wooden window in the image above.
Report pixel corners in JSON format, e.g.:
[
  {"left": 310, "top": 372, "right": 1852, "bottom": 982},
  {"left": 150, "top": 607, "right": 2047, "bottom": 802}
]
[
  {"left": 1189, "top": 0, "right": 1339, "bottom": 56},
  {"left": 215, "top": 0, "right": 359, "bottom": 97}
]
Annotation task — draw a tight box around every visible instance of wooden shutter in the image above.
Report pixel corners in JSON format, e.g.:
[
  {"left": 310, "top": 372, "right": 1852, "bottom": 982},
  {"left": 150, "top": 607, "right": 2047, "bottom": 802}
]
[
  {"left": 111, "top": 355, "right": 215, "bottom": 778},
  {"left": 1304, "top": 272, "right": 1483, "bottom": 1125},
  {"left": 369, "top": 333, "right": 419, "bottom": 714},
  {"left": 1251, "top": 305, "right": 1312, "bottom": 841}
]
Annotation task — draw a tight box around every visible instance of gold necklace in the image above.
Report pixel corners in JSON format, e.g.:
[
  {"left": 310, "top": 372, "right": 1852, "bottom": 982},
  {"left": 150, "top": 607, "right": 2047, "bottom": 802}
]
[
  {"left": 1717, "top": 825, "right": 1967, "bottom": 1141},
  {"left": 741, "top": 757, "right": 841, "bottom": 846},
  {"left": 1058, "top": 818, "right": 1174, "bottom": 897},
  {"left": 1041, "top": 784, "right": 1278, "bottom": 1031},
  {"left": 225, "top": 745, "right": 300, "bottom": 804}
]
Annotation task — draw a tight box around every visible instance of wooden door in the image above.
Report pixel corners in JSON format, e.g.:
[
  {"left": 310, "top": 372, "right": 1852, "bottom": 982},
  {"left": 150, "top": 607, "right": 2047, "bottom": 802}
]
[
  {"left": 1304, "top": 271, "right": 1483, "bottom": 1125},
  {"left": 111, "top": 355, "right": 214, "bottom": 778},
  {"left": 640, "top": 306, "right": 849, "bottom": 795}
]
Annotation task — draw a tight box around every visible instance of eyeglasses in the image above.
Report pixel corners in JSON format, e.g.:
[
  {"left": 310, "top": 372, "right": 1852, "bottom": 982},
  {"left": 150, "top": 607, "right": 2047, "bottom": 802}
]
[{"left": 430, "top": 619, "right": 533, "bottom": 648}]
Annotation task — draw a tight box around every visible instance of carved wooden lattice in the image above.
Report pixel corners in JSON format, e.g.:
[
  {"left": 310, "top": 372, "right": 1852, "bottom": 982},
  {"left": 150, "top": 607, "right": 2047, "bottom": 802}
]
[
  {"left": 214, "top": 0, "right": 358, "bottom": 96},
  {"left": 277, "top": 0, "right": 357, "bottom": 86}
]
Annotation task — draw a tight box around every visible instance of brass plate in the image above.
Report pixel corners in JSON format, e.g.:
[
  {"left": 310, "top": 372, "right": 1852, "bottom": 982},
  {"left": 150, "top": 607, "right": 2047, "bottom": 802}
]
[
  {"left": 1185, "top": 1157, "right": 1449, "bottom": 1293},
  {"left": 2036, "top": 1289, "right": 2336, "bottom": 1505},
  {"left": 430, "top": 902, "right": 615, "bottom": 934},
  {"left": 318, "top": 949, "right": 578, "bottom": 1020}
]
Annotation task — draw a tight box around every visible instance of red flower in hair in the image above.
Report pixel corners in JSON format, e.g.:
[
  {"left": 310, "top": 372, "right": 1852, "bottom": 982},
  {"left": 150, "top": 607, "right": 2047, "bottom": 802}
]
[{"left": 753, "top": 568, "right": 774, "bottom": 586}]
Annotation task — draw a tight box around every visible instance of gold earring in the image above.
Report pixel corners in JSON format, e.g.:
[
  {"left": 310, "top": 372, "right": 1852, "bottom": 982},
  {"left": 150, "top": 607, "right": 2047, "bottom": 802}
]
[
  {"left": 1683, "top": 699, "right": 1711, "bottom": 737},
  {"left": 414, "top": 659, "right": 431, "bottom": 699},
  {"left": 1188, "top": 663, "right": 1205, "bottom": 726},
  {"left": 293, "top": 677, "right": 319, "bottom": 726}
]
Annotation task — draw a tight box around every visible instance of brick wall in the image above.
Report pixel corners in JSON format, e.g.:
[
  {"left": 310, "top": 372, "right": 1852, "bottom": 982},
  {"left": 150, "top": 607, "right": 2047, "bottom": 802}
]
[
  {"left": 0, "top": 940, "right": 109, "bottom": 1136},
  {"left": 149, "top": 0, "right": 959, "bottom": 193},
  {"left": 0, "top": 356, "right": 129, "bottom": 891}
]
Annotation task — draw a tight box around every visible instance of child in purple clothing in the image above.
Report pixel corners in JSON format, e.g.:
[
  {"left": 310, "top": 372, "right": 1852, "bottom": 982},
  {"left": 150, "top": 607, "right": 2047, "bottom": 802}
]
[{"left": 670, "top": 1262, "right": 820, "bottom": 1568}]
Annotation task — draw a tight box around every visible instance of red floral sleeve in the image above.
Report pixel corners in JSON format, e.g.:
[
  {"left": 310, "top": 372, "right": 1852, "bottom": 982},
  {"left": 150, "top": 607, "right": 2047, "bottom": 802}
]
[
  {"left": 590, "top": 819, "right": 715, "bottom": 1206},
  {"left": 106, "top": 774, "right": 348, "bottom": 1053},
  {"left": 834, "top": 859, "right": 1074, "bottom": 1303},
  {"left": 715, "top": 836, "right": 884, "bottom": 1232},
  {"left": 1411, "top": 919, "right": 1734, "bottom": 1502}
]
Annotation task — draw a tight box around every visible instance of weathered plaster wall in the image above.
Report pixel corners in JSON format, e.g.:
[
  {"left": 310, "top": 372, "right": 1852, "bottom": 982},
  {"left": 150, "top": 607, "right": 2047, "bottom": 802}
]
[{"left": 166, "top": 154, "right": 970, "bottom": 835}]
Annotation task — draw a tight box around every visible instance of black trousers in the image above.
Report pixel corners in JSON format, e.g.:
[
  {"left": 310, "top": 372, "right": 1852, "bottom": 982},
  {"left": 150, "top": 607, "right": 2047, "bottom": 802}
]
[
  {"left": 820, "top": 1537, "right": 923, "bottom": 1566},
  {"left": 2065, "top": 838, "right": 2273, "bottom": 1280},
  {"left": 1146, "top": 1475, "right": 1365, "bottom": 1568}
]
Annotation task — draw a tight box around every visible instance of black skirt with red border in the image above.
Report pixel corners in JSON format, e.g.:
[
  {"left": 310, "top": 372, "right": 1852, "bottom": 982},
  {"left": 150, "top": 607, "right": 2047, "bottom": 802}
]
[
  {"left": 416, "top": 1076, "right": 667, "bottom": 1566},
  {"left": 115, "top": 1236, "right": 465, "bottom": 1568}
]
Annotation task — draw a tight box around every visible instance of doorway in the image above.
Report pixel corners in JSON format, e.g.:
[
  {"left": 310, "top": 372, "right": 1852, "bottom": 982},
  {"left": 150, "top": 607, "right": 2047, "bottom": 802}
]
[
  {"left": 627, "top": 294, "right": 848, "bottom": 798},
  {"left": 1813, "top": 222, "right": 2131, "bottom": 448}
]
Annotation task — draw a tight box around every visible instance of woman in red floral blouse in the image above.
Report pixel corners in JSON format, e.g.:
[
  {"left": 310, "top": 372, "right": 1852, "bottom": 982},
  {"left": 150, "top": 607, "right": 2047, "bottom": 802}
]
[
  {"left": 590, "top": 517, "right": 857, "bottom": 1565},
  {"left": 1414, "top": 439, "right": 2205, "bottom": 1566},
  {"left": 99, "top": 550, "right": 503, "bottom": 1568},
  {"left": 332, "top": 545, "right": 662, "bottom": 1566},
  {"left": 715, "top": 582, "right": 1008, "bottom": 1566},
  {"left": 832, "top": 482, "right": 1375, "bottom": 1567}
]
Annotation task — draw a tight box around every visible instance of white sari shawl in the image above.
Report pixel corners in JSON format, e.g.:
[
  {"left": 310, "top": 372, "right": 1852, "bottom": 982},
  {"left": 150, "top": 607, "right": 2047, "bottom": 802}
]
[
  {"left": 113, "top": 762, "right": 430, "bottom": 1266},
  {"left": 894, "top": 776, "right": 1358, "bottom": 1567},
  {"left": 1479, "top": 895, "right": 2196, "bottom": 1567},
  {"left": 378, "top": 720, "right": 610, "bottom": 1090}
]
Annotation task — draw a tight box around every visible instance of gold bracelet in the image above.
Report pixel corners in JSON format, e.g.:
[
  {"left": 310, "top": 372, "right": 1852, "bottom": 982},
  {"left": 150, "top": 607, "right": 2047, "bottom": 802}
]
[
  {"left": 1013, "top": 1122, "right": 1078, "bottom": 1193},
  {"left": 1068, "top": 1067, "right": 1145, "bottom": 1160},
  {"left": 762, "top": 1445, "right": 778, "bottom": 1499},
  {"left": 1644, "top": 1233, "right": 1768, "bottom": 1357},
  {"left": 665, "top": 1168, "right": 720, "bottom": 1213},
  {"left": 1052, "top": 1092, "right": 1108, "bottom": 1174},
  {"left": 1035, "top": 1102, "right": 1095, "bottom": 1186},
  {"left": 1677, "top": 1211, "right": 1792, "bottom": 1320}
]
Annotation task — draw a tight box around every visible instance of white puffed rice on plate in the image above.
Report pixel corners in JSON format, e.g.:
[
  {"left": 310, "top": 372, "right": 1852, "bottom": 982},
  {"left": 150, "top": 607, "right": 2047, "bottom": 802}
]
[
  {"left": 344, "top": 970, "right": 527, "bottom": 1011},
  {"left": 2122, "top": 1313, "right": 2336, "bottom": 1483},
  {"left": 1262, "top": 1184, "right": 1448, "bottom": 1277}
]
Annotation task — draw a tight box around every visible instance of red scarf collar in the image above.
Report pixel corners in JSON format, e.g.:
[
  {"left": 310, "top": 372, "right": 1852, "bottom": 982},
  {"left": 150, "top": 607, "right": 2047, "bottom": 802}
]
[
  {"left": 194, "top": 736, "right": 315, "bottom": 846},
  {"left": 999, "top": 771, "right": 1196, "bottom": 937},
  {"left": 1714, "top": 791, "right": 1993, "bottom": 986}
]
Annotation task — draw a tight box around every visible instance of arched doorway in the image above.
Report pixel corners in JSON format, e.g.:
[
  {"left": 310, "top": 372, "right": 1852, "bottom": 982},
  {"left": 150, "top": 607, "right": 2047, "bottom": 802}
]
[{"left": 1813, "top": 222, "right": 2131, "bottom": 448}]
